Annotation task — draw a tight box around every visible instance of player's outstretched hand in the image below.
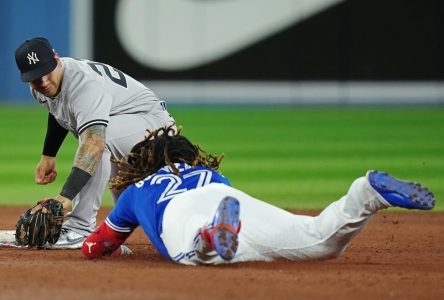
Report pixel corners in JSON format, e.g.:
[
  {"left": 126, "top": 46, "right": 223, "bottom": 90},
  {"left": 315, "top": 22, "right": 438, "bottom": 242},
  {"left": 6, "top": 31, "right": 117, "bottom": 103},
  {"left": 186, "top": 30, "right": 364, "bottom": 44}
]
[{"left": 35, "top": 155, "right": 57, "bottom": 184}]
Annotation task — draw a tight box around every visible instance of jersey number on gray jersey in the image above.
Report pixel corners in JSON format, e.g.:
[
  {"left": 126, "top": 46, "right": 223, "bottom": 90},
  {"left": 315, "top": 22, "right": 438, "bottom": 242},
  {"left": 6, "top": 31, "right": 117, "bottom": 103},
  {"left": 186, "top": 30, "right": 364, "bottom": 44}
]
[{"left": 87, "top": 62, "right": 128, "bottom": 88}]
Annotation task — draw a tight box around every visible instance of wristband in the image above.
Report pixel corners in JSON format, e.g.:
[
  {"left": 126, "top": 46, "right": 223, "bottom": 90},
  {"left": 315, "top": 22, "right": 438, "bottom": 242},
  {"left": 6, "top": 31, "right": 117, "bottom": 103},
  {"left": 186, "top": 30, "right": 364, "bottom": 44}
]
[{"left": 60, "top": 167, "right": 92, "bottom": 200}]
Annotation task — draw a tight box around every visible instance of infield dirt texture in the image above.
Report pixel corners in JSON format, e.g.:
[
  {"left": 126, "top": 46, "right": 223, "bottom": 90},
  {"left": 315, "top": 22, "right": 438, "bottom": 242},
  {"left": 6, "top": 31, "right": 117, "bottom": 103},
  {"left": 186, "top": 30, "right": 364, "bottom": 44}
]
[
  {"left": 0, "top": 207, "right": 443, "bottom": 299},
  {"left": 0, "top": 107, "right": 442, "bottom": 299}
]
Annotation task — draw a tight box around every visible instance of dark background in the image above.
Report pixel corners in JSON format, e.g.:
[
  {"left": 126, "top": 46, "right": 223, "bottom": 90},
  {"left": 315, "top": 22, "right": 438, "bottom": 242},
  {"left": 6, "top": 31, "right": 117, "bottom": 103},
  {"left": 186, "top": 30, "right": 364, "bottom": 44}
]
[{"left": 94, "top": 0, "right": 444, "bottom": 81}]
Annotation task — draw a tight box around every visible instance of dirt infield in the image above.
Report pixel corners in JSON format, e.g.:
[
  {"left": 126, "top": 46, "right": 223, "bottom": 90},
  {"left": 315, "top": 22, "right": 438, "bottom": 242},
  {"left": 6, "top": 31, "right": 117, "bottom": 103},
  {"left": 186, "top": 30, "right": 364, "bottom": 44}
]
[{"left": 0, "top": 206, "right": 443, "bottom": 300}]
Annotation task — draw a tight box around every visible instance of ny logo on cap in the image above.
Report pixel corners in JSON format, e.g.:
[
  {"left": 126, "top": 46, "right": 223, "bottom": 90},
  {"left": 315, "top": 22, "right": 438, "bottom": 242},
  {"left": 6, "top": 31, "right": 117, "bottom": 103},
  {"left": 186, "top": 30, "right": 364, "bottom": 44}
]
[{"left": 27, "top": 52, "right": 39, "bottom": 65}]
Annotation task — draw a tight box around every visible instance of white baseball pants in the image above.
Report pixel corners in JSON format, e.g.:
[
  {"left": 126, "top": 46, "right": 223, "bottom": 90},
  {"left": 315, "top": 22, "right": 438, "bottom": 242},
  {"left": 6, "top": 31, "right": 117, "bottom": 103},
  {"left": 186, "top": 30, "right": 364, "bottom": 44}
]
[{"left": 162, "top": 176, "right": 388, "bottom": 265}]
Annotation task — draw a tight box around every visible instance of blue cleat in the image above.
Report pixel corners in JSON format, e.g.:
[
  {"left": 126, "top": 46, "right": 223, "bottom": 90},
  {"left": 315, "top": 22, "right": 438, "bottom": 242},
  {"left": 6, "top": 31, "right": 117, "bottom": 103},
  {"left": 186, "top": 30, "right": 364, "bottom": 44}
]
[
  {"left": 206, "top": 196, "right": 241, "bottom": 261},
  {"left": 367, "top": 171, "right": 435, "bottom": 210}
]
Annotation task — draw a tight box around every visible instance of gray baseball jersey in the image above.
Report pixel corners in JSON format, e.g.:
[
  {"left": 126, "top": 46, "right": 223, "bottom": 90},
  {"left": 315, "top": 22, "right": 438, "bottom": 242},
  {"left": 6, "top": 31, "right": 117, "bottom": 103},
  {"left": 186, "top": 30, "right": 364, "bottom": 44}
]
[
  {"left": 29, "top": 57, "right": 175, "bottom": 238},
  {"left": 31, "top": 57, "right": 162, "bottom": 136}
]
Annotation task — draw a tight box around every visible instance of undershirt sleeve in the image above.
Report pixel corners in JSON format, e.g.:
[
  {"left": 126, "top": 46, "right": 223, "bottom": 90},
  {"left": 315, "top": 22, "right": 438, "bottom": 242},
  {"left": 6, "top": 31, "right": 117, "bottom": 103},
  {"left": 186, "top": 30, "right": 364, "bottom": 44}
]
[{"left": 42, "top": 113, "right": 69, "bottom": 157}]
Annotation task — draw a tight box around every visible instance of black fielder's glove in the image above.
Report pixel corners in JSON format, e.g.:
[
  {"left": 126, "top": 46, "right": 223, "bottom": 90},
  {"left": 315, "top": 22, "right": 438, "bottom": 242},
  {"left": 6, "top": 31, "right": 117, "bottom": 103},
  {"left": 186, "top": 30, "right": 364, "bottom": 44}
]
[{"left": 15, "top": 199, "right": 65, "bottom": 248}]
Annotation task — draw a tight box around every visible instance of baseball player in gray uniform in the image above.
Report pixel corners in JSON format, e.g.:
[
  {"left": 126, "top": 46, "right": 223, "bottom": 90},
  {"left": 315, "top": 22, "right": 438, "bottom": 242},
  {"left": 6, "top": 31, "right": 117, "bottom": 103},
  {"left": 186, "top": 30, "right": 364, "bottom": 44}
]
[{"left": 14, "top": 37, "right": 175, "bottom": 249}]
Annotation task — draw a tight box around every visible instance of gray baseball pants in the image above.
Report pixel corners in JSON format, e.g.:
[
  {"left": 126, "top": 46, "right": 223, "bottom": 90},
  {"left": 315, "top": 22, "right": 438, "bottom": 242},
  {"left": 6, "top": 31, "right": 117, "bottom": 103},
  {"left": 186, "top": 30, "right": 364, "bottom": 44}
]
[{"left": 64, "top": 108, "right": 175, "bottom": 236}]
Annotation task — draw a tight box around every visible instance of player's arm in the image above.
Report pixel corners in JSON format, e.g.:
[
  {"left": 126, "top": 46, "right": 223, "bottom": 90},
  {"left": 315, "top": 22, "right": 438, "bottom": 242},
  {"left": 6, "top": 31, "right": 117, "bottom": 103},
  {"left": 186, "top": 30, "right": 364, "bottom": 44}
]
[
  {"left": 82, "top": 188, "right": 135, "bottom": 258},
  {"left": 82, "top": 221, "right": 131, "bottom": 258},
  {"left": 54, "top": 124, "right": 106, "bottom": 210},
  {"left": 73, "top": 124, "right": 106, "bottom": 174},
  {"left": 35, "top": 113, "right": 69, "bottom": 184}
]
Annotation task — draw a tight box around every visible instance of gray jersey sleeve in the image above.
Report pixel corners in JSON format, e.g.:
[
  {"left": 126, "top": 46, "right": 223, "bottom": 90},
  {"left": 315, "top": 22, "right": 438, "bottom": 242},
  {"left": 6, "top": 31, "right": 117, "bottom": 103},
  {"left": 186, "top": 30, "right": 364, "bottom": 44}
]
[{"left": 68, "top": 80, "right": 112, "bottom": 134}]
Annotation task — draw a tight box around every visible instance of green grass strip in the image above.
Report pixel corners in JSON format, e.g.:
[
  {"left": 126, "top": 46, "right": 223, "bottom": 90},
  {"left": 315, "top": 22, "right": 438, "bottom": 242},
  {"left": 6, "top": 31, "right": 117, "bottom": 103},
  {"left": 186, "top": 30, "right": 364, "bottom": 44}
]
[{"left": 0, "top": 106, "right": 442, "bottom": 210}]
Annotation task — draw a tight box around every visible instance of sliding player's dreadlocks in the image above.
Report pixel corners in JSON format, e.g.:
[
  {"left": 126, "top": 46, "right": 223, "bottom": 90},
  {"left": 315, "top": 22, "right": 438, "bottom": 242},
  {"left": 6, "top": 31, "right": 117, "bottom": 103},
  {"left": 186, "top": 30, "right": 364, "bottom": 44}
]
[{"left": 109, "top": 125, "right": 224, "bottom": 191}]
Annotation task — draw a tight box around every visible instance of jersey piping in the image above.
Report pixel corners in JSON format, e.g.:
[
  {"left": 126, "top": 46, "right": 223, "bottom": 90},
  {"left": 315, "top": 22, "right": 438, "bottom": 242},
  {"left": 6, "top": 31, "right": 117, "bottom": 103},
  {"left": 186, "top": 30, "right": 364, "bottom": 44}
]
[
  {"left": 77, "top": 119, "right": 109, "bottom": 135},
  {"left": 105, "top": 218, "right": 133, "bottom": 233}
]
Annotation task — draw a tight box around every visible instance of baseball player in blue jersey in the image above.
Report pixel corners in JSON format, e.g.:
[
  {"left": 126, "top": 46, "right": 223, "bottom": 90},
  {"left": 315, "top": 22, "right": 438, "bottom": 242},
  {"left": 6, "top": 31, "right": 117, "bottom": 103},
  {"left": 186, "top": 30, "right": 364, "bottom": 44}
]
[
  {"left": 14, "top": 37, "right": 175, "bottom": 249},
  {"left": 82, "top": 126, "right": 435, "bottom": 265}
]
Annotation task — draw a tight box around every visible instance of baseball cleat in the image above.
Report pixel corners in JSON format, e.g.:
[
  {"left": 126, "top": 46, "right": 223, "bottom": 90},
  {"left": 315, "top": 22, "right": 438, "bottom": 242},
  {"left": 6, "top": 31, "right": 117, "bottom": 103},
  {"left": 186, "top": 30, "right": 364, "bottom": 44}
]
[
  {"left": 201, "top": 196, "right": 241, "bottom": 261},
  {"left": 367, "top": 171, "right": 435, "bottom": 210},
  {"left": 44, "top": 228, "right": 86, "bottom": 249}
]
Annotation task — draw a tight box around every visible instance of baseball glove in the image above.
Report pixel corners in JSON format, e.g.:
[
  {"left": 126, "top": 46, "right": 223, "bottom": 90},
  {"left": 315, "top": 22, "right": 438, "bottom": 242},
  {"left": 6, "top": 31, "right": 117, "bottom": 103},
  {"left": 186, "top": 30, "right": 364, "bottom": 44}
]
[{"left": 15, "top": 199, "right": 65, "bottom": 248}]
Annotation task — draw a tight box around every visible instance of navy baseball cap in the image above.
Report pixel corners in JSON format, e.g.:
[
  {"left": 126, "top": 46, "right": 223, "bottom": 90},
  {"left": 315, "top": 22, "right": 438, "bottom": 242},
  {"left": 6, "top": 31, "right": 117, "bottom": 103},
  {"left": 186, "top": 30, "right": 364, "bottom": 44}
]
[{"left": 15, "top": 37, "right": 57, "bottom": 82}]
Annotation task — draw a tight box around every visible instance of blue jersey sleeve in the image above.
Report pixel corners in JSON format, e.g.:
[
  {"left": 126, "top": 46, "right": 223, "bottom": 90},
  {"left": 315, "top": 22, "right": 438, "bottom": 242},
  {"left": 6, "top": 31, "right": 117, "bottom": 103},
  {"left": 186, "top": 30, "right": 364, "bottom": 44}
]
[
  {"left": 104, "top": 164, "right": 231, "bottom": 259},
  {"left": 106, "top": 186, "right": 139, "bottom": 233}
]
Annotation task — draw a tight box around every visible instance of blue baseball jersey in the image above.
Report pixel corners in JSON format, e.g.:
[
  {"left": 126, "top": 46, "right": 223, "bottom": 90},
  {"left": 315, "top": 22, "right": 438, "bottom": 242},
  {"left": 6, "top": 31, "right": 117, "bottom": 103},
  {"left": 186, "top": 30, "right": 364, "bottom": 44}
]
[{"left": 106, "top": 163, "right": 231, "bottom": 259}]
